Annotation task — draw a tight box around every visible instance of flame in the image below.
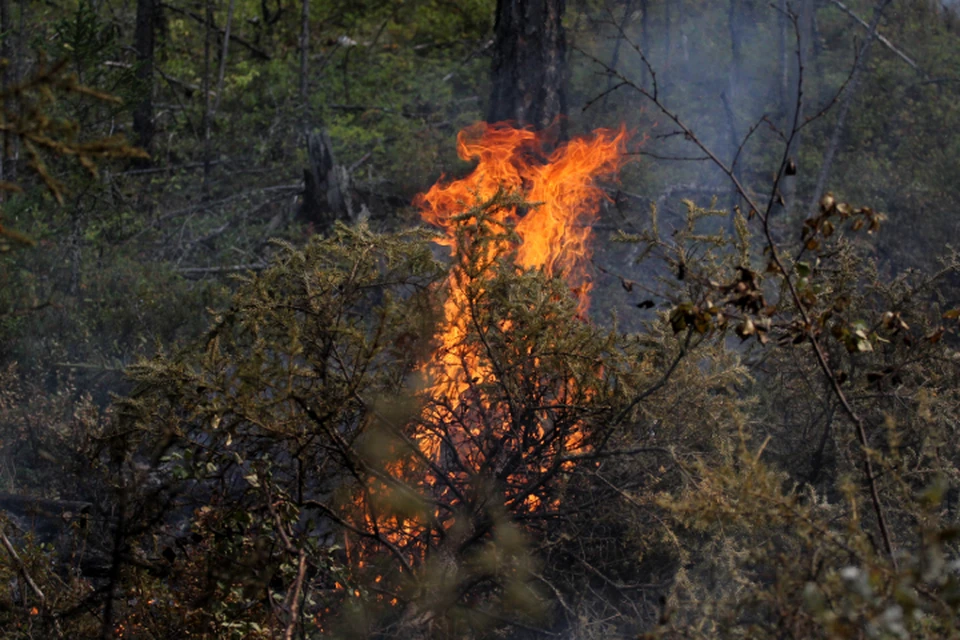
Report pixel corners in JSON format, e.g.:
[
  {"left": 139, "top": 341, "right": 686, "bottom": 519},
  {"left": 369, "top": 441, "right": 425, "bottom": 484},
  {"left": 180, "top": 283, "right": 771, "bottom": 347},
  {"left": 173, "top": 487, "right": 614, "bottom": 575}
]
[
  {"left": 419, "top": 122, "right": 627, "bottom": 306},
  {"left": 416, "top": 122, "right": 627, "bottom": 456},
  {"left": 416, "top": 122, "right": 628, "bottom": 410},
  {"left": 342, "top": 122, "right": 628, "bottom": 592}
]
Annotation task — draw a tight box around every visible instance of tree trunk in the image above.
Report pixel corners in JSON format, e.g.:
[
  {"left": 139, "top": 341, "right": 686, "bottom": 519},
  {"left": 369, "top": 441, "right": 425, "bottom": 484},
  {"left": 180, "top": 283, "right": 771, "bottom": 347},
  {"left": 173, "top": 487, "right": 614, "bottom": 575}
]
[
  {"left": 300, "top": 0, "right": 309, "bottom": 121},
  {"left": 300, "top": 130, "right": 357, "bottom": 233},
  {"left": 11, "top": 0, "right": 24, "bottom": 181},
  {"left": 201, "top": 0, "right": 213, "bottom": 197},
  {"left": 487, "top": 0, "right": 567, "bottom": 132},
  {"left": 1, "top": 0, "right": 9, "bottom": 190},
  {"left": 133, "top": 0, "right": 157, "bottom": 153},
  {"left": 212, "top": 0, "right": 236, "bottom": 117}
]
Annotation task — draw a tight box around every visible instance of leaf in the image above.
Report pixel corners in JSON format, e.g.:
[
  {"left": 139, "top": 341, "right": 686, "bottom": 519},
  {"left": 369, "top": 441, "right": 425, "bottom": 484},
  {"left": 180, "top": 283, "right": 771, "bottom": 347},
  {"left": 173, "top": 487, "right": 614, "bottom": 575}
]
[
  {"left": 693, "top": 313, "right": 711, "bottom": 335},
  {"left": 819, "top": 193, "right": 835, "bottom": 213},
  {"left": 735, "top": 318, "right": 756, "bottom": 340},
  {"left": 669, "top": 309, "right": 688, "bottom": 333},
  {"left": 795, "top": 261, "right": 811, "bottom": 277}
]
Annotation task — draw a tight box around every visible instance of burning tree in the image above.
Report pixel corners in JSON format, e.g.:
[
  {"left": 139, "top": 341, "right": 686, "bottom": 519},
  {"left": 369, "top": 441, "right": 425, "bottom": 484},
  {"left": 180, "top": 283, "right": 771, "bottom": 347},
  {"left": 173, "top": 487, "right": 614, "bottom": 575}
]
[{"left": 104, "top": 123, "right": 747, "bottom": 637}]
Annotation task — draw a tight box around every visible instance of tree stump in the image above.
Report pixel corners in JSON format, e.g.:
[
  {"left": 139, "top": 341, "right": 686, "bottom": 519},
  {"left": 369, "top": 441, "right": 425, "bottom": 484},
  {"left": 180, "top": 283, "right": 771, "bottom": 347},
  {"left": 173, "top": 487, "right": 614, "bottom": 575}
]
[{"left": 300, "top": 130, "right": 358, "bottom": 233}]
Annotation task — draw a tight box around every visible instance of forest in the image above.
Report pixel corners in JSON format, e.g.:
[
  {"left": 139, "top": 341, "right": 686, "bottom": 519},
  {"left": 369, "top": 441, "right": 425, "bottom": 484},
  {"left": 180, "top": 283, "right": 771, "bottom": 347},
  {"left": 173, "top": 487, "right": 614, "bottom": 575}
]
[{"left": 2, "top": 0, "right": 960, "bottom": 637}]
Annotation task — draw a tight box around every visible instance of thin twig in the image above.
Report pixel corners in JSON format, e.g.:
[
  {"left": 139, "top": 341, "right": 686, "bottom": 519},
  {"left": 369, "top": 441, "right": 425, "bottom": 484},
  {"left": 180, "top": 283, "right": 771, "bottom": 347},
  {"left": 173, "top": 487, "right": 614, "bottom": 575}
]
[
  {"left": 159, "top": 2, "right": 271, "bottom": 60},
  {"left": 826, "top": 0, "right": 921, "bottom": 72}
]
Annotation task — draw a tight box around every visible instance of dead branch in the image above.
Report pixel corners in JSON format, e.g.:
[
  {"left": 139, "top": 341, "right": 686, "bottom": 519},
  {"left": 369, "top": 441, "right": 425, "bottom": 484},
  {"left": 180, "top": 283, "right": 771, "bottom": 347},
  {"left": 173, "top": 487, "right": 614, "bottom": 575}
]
[
  {"left": 826, "top": 0, "right": 922, "bottom": 73},
  {"left": 174, "top": 263, "right": 266, "bottom": 277},
  {"left": 158, "top": 3, "right": 271, "bottom": 61},
  {"left": 1, "top": 529, "right": 64, "bottom": 638}
]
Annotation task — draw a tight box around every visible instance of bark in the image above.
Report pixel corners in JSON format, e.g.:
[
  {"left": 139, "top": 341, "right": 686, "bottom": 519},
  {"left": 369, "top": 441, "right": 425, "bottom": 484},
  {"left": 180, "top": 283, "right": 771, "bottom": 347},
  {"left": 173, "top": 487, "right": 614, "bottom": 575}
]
[
  {"left": 133, "top": 0, "right": 157, "bottom": 153},
  {"left": 300, "top": 130, "right": 357, "bottom": 232},
  {"left": 487, "top": 0, "right": 567, "bottom": 132}
]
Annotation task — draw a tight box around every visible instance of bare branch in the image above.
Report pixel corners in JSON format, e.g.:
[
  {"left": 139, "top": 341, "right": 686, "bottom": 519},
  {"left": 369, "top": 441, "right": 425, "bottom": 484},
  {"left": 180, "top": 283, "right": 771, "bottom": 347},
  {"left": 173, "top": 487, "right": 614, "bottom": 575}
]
[{"left": 826, "top": 0, "right": 922, "bottom": 73}]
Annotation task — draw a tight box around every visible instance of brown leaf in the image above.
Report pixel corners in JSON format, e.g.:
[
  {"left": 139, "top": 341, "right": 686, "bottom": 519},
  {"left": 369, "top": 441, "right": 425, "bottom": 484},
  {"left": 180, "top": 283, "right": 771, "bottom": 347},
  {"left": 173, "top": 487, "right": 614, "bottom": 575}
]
[{"left": 819, "top": 193, "right": 835, "bottom": 213}]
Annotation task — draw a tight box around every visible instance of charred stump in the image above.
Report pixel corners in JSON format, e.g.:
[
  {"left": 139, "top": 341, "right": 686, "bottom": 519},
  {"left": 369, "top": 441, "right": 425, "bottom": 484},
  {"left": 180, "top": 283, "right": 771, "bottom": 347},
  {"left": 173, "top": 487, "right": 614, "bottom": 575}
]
[{"left": 300, "top": 130, "right": 359, "bottom": 233}]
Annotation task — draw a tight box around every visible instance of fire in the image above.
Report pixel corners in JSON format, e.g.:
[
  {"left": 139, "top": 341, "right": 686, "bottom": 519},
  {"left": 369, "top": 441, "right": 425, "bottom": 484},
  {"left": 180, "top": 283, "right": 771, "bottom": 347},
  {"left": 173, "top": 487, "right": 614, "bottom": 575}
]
[
  {"left": 416, "top": 122, "right": 628, "bottom": 410},
  {"left": 343, "top": 122, "right": 628, "bottom": 593},
  {"left": 419, "top": 122, "right": 627, "bottom": 308},
  {"left": 415, "top": 122, "right": 627, "bottom": 453}
]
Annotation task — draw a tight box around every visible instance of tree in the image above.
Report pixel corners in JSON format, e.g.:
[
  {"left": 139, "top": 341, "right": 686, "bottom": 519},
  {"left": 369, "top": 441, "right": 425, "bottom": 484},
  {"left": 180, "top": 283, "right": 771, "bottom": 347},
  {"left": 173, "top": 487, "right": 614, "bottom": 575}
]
[
  {"left": 487, "top": 0, "right": 567, "bottom": 131},
  {"left": 133, "top": 0, "right": 157, "bottom": 153}
]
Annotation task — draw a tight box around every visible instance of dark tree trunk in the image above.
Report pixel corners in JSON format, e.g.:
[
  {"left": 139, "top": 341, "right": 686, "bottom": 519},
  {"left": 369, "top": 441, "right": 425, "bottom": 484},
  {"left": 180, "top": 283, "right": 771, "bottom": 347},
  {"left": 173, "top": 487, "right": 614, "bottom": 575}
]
[
  {"left": 300, "top": 130, "right": 358, "bottom": 233},
  {"left": 133, "top": 0, "right": 157, "bottom": 154},
  {"left": 1, "top": 0, "right": 9, "bottom": 189},
  {"left": 202, "top": 0, "right": 213, "bottom": 197},
  {"left": 487, "top": 0, "right": 567, "bottom": 132},
  {"left": 300, "top": 0, "right": 309, "bottom": 121}
]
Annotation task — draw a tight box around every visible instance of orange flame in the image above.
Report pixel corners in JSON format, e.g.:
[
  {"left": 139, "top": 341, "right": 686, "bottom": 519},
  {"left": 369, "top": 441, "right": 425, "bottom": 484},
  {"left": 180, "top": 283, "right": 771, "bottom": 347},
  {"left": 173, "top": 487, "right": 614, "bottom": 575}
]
[
  {"left": 416, "top": 123, "right": 627, "bottom": 448},
  {"left": 416, "top": 123, "right": 628, "bottom": 412},
  {"left": 344, "top": 122, "right": 628, "bottom": 587},
  {"left": 419, "top": 122, "right": 628, "bottom": 306}
]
